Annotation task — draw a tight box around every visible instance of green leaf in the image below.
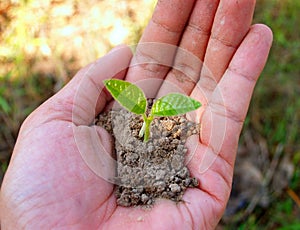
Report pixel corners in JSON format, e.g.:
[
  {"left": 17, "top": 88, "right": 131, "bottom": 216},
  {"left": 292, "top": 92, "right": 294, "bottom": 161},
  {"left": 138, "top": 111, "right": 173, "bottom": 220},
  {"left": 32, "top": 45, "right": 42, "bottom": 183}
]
[
  {"left": 0, "top": 97, "right": 11, "bottom": 114},
  {"left": 151, "top": 93, "right": 201, "bottom": 116},
  {"left": 103, "top": 79, "right": 147, "bottom": 115}
]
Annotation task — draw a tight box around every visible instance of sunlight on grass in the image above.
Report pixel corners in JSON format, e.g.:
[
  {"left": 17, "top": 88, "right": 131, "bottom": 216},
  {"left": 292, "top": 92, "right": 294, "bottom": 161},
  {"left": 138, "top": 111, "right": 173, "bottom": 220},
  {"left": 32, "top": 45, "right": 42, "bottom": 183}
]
[{"left": 0, "top": 0, "right": 155, "bottom": 79}]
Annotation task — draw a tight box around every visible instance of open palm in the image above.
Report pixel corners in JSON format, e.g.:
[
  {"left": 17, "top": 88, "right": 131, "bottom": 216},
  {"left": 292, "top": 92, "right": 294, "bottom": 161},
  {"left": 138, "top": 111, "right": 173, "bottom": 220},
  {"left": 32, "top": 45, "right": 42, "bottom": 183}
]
[{"left": 0, "top": 0, "right": 272, "bottom": 229}]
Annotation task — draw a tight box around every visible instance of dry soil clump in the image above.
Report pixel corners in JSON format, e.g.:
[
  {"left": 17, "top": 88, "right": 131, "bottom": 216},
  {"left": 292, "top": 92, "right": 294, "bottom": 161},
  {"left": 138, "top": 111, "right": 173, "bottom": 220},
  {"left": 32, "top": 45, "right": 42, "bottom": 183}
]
[{"left": 96, "top": 102, "right": 200, "bottom": 207}]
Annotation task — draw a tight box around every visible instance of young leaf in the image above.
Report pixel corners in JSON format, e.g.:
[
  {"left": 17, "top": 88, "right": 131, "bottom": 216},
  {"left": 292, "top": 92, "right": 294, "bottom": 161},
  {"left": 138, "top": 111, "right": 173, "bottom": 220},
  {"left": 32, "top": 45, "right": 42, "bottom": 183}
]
[
  {"left": 151, "top": 93, "right": 201, "bottom": 116},
  {"left": 103, "top": 79, "right": 147, "bottom": 115}
]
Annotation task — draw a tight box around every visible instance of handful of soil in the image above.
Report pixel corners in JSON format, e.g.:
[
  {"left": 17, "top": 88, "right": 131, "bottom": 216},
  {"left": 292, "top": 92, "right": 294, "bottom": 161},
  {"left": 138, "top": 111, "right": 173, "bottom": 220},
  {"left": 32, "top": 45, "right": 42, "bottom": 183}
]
[{"left": 95, "top": 104, "right": 200, "bottom": 207}]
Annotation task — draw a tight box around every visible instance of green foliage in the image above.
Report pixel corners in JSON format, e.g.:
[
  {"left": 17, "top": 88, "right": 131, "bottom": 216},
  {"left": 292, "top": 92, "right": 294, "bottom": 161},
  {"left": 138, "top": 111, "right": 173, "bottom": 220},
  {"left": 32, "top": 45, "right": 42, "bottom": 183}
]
[
  {"left": 278, "top": 225, "right": 300, "bottom": 230},
  {"left": 104, "top": 79, "right": 147, "bottom": 115},
  {"left": 233, "top": 1, "right": 300, "bottom": 228},
  {"left": 0, "top": 96, "right": 11, "bottom": 114},
  {"left": 264, "top": 197, "right": 300, "bottom": 229},
  {"left": 251, "top": 0, "right": 300, "bottom": 173},
  {"left": 151, "top": 93, "right": 201, "bottom": 117},
  {"left": 104, "top": 79, "right": 201, "bottom": 142}
]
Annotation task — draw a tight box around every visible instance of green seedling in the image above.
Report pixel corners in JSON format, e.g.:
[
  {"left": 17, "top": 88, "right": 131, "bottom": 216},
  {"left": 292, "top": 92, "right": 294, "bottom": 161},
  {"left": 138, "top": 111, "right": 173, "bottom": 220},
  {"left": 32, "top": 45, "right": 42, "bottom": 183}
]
[{"left": 103, "top": 79, "right": 201, "bottom": 142}]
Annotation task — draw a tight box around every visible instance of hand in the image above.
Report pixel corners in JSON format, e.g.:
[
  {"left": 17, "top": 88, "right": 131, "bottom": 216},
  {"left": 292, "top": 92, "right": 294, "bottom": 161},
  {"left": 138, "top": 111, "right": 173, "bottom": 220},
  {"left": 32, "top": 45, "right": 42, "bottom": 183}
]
[{"left": 0, "top": 0, "right": 272, "bottom": 229}]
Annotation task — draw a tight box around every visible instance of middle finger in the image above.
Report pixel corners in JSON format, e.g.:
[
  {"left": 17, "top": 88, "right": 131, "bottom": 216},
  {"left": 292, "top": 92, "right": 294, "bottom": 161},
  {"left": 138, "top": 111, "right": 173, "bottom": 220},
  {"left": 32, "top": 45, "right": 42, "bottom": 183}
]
[{"left": 158, "top": 0, "right": 219, "bottom": 97}]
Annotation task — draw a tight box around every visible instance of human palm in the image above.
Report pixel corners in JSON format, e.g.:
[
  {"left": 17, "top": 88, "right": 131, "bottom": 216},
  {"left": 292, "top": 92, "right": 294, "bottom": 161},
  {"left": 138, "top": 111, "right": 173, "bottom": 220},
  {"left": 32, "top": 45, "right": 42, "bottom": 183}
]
[{"left": 0, "top": 1, "right": 272, "bottom": 229}]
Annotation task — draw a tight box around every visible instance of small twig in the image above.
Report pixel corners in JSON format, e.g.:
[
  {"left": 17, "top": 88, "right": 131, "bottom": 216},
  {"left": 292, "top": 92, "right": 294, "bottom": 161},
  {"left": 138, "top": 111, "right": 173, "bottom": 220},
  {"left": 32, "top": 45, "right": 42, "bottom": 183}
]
[
  {"left": 244, "top": 144, "right": 283, "bottom": 216},
  {"left": 263, "top": 144, "right": 283, "bottom": 187},
  {"left": 258, "top": 138, "right": 270, "bottom": 173},
  {"left": 287, "top": 187, "right": 300, "bottom": 208}
]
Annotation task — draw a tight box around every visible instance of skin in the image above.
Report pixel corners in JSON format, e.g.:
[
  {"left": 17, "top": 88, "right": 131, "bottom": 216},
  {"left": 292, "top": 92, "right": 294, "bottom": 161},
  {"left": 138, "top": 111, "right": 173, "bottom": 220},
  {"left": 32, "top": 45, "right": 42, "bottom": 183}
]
[{"left": 0, "top": 0, "right": 273, "bottom": 229}]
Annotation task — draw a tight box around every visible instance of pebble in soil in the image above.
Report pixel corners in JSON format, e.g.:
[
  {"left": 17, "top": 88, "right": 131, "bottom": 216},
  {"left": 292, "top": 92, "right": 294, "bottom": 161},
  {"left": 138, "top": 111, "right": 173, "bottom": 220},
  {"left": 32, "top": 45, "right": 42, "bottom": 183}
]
[{"left": 95, "top": 100, "right": 200, "bottom": 207}]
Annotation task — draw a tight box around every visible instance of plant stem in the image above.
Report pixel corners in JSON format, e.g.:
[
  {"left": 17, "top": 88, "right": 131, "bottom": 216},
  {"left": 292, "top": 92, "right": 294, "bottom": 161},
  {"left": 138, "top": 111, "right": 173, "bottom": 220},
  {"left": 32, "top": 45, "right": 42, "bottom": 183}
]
[
  {"left": 143, "top": 115, "right": 153, "bottom": 142},
  {"left": 139, "top": 121, "right": 146, "bottom": 138}
]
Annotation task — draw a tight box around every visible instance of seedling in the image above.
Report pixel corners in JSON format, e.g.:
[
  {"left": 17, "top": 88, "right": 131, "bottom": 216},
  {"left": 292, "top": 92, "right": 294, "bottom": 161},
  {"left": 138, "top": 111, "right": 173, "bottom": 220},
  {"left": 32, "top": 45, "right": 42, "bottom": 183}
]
[{"left": 103, "top": 79, "right": 201, "bottom": 142}]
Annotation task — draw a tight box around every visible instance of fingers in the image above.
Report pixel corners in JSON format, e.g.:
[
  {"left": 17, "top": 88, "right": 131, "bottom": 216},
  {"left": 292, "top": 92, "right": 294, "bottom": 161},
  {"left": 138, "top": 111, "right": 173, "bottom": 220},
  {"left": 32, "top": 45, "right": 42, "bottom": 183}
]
[
  {"left": 158, "top": 0, "right": 219, "bottom": 96},
  {"left": 44, "top": 45, "right": 133, "bottom": 126},
  {"left": 201, "top": 24, "right": 273, "bottom": 166},
  {"left": 125, "top": 0, "right": 195, "bottom": 95},
  {"left": 183, "top": 26, "right": 272, "bottom": 207},
  {"left": 140, "top": 0, "right": 195, "bottom": 44},
  {"left": 198, "top": 0, "right": 256, "bottom": 98}
]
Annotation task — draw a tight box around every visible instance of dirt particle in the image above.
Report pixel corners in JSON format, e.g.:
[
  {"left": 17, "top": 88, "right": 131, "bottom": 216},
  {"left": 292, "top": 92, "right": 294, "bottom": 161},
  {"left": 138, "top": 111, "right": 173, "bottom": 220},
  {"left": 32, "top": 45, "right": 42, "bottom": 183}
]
[
  {"left": 169, "top": 183, "right": 181, "bottom": 193},
  {"left": 155, "top": 169, "right": 166, "bottom": 181},
  {"left": 141, "top": 194, "right": 149, "bottom": 203},
  {"left": 153, "top": 181, "right": 166, "bottom": 192},
  {"left": 178, "top": 167, "right": 189, "bottom": 178}
]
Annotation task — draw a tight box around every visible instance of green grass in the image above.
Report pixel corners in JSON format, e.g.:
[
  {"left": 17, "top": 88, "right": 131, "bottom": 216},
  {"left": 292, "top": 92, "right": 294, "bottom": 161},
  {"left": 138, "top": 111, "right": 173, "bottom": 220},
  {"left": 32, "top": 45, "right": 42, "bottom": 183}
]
[
  {"left": 252, "top": 0, "right": 300, "bottom": 143},
  {"left": 233, "top": 0, "right": 300, "bottom": 228},
  {"left": 252, "top": 0, "right": 300, "bottom": 180},
  {"left": 0, "top": 73, "right": 56, "bottom": 180}
]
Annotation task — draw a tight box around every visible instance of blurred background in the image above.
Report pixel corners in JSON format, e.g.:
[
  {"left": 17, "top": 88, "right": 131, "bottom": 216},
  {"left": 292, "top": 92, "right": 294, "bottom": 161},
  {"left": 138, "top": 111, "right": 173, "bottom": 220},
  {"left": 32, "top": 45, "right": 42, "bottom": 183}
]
[{"left": 0, "top": 0, "right": 299, "bottom": 228}]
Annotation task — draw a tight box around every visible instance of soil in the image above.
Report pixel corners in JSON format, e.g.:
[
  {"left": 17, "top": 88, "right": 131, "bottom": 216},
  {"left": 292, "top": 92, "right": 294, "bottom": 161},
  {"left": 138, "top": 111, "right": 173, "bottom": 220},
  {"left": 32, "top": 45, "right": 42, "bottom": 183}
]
[{"left": 95, "top": 99, "right": 200, "bottom": 207}]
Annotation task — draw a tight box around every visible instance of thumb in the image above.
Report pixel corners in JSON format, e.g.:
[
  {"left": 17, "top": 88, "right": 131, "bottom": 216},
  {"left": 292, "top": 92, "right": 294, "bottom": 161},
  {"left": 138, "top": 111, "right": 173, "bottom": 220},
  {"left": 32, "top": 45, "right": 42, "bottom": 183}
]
[{"left": 43, "top": 45, "right": 133, "bottom": 125}]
